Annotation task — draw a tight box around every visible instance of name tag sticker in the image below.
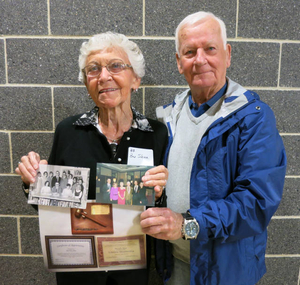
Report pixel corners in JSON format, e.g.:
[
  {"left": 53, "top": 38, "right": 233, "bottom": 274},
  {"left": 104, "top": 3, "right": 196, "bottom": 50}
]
[{"left": 127, "top": 147, "right": 154, "bottom": 166}]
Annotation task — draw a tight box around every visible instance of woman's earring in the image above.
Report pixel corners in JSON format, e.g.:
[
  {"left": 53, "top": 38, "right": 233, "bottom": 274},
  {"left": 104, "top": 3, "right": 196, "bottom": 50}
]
[{"left": 87, "top": 93, "right": 92, "bottom": 99}]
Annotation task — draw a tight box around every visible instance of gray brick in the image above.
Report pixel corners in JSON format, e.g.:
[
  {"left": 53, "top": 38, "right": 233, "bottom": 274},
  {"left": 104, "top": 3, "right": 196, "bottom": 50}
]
[
  {"left": 131, "top": 89, "right": 143, "bottom": 115},
  {"left": 280, "top": 43, "right": 300, "bottom": 87},
  {"left": 54, "top": 87, "right": 95, "bottom": 126},
  {"left": 145, "top": 0, "right": 236, "bottom": 37},
  {"left": 267, "top": 219, "right": 300, "bottom": 254},
  {"left": 20, "top": 217, "right": 42, "bottom": 254},
  {"left": 50, "top": 0, "right": 143, "bottom": 36},
  {"left": 0, "top": 87, "right": 52, "bottom": 130},
  {"left": 227, "top": 42, "right": 279, "bottom": 87},
  {"left": 281, "top": 136, "right": 300, "bottom": 176},
  {"left": 11, "top": 133, "right": 54, "bottom": 168},
  {"left": 0, "top": 133, "right": 10, "bottom": 173},
  {"left": 275, "top": 178, "right": 300, "bottom": 216},
  {"left": 6, "top": 38, "right": 85, "bottom": 84},
  {"left": 257, "top": 257, "right": 300, "bottom": 285},
  {"left": 259, "top": 90, "right": 300, "bottom": 133},
  {"left": 239, "top": 0, "right": 300, "bottom": 40},
  {"left": 0, "top": 39, "right": 5, "bottom": 84},
  {"left": 0, "top": 217, "right": 18, "bottom": 254},
  {"left": 0, "top": 0, "right": 47, "bottom": 35},
  {"left": 0, "top": 256, "right": 56, "bottom": 285},
  {"left": 145, "top": 87, "right": 186, "bottom": 119},
  {"left": 0, "top": 176, "right": 38, "bottom": 215},
  {"left": 136, "top": 39, "right": 184, "bottom": 86}
]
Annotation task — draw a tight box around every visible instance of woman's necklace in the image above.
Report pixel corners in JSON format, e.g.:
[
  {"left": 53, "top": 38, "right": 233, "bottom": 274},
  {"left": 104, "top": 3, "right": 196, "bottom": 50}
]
[
  {"left": 105, "top": 135, "right": 123, "bottom": 157},
  {"left": 106, "top": 135, "right": 123, "bottom": 144},
  {"left": 98, "top": 114, "right": 131, "bottom": 156}
]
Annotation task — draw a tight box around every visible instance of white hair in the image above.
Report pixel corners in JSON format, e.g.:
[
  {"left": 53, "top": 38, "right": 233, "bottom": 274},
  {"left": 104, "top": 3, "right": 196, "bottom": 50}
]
[
  {"left": 175, "top": 11, "right": 227, "bottom": 56},
  {"left": 78, "top": 32, "right": 145, "bottom": 83}
]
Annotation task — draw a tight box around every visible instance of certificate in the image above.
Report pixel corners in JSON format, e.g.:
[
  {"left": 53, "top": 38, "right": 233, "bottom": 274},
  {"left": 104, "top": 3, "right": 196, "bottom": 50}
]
[
  {"left": 97, "top": 235, "right": 146, "bottom": 267},
  {"left": 45, "top": 236, "right": 97, "bottom": 269}
]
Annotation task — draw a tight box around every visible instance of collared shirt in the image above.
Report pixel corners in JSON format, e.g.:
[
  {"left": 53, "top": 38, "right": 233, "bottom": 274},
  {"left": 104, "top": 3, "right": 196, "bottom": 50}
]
[
  {"left": 189, "top": 82, "right": 228, "bottom": 117},
  {"left": 73, "top": 106, "right": 154, "bottom": 133}
]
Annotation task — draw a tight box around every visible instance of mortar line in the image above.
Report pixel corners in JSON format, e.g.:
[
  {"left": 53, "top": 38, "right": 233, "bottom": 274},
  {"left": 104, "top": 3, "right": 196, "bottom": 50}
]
[
  {"left": 3, "top": 38, "right": 8, "bottom": 84},
  {"left": 0, "top": 130, "right": 55, "bottom": 134},
  {"left": 17, "top": 217, "right": 22, "bottom": 254},
  {"left": 277, "top": 43, "right": 282, "bottom": 88},
  {"left": 265, "top": 254, "right": 300, "bottom": 258},
  {"left": 143, "top": 0, "right": 146, "bottom": 36},
  {"left": 142, "top": 87, "right": 145, "bottom": 115},
  {"left": 0, "top": 254, "right": 43, "bottom": 257},
  {"left": 1, "top": 83, "right": 300, "bottom": 91},
  {"left": 51, "top": 87, "right": 55, "bottom": 130},
  {"left": 1, "top": 35, "right": 300, "bottom": 44},
  {"left": 47, "top": 0, "right": 51, "bottom": 35},
  {"left": 8, "top": 132, "right": 13, "bottom": 173},
  {"left": 0, "top": 214, "right": 38, "bottom": 218},
  {"left": 272, "top": 216, "right": 300, "bottom": 219},
  {"left": 235, "top": 0, "right": 239, "bottom": 38}
]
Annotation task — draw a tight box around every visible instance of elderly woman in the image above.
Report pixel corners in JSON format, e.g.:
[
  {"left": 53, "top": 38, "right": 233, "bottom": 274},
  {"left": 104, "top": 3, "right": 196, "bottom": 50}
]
[{"left": 15, "top": 32, "right": 168, "bottom": 285}]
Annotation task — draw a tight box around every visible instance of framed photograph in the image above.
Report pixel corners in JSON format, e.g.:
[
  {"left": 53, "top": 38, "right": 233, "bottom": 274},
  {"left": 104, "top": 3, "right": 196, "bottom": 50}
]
[
  {"left": 96, "top": 163, "right": 154, "bottom": 206},
  {"left": 45, "top": 236, "right": 97, "bottom": 269},
  {"left": 28, "top": 164, "right": 90, "bottom": 209},
  {"left": 97, "top": 235, "right": 146, "bottom": 267}
]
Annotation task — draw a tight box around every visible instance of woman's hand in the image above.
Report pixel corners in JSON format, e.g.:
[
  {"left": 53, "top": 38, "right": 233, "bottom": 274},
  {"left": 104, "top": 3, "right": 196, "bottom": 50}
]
[
  {"left": 15, "top": 151, "right": 48, "bottom": 185},
  {"left": 142, "top": 165, "right": 168, "bottom": 200}
]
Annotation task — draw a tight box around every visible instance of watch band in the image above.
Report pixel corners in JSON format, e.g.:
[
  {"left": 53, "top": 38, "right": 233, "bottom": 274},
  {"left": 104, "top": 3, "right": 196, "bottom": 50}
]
[{"left": 182, "top": 211, "right": 194, "bottom": 221}]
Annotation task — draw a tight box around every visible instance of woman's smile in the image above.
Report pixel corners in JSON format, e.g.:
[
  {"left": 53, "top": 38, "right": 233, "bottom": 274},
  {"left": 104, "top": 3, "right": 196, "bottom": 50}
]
[{"left": 99, "top": 88, "right": 119, "bottom": 94}]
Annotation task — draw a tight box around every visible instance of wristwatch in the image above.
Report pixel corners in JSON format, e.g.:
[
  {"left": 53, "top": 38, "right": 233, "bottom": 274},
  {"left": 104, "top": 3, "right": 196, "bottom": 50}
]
[{"left": 181, "top": 212, "right": 199, "bottom": 240}]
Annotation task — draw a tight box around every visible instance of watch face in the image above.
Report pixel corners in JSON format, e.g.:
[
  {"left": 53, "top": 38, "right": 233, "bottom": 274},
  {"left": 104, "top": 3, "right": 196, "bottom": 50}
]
[{"left": 185, "top": 221, "right": 199, "bottom": 238}]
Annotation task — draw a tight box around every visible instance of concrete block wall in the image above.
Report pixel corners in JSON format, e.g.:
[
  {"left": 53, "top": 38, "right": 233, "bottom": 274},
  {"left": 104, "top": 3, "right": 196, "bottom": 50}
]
[{"left": 1, "top": 0, "right": 299, "bottom": 284}]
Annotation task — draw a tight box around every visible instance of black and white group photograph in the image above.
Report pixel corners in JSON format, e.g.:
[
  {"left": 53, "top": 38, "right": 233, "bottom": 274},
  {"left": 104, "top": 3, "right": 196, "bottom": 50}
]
[{"left": 28, "top": 164, "right": 90, "bottom": 209}]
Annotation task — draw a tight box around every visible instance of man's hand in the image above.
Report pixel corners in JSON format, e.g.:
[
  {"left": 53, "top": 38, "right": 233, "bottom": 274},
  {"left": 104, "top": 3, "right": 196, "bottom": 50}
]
[
  {"left": 140, "top": 207, "right": 183, "bottom": 240},
  {"left": 142, "top": 165, "right": 168, "bottom": 200},
  {"left": 15, "top": 151, "right": 48, "bottom": 185}
]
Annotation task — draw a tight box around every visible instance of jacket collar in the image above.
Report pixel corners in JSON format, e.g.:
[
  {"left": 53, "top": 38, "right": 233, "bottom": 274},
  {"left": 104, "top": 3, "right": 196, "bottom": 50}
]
[
  {"left": 73, "top": 106, "right": 153, "bottom": 132},
  {"left": 157, "top": 77, "right": 255, "bottom": 140}
]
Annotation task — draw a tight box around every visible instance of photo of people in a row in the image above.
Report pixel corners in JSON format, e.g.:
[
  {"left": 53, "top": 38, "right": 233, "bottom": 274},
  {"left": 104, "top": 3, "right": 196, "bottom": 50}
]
[
  {"left": 36, "top": 170, "right": 84, "bottom": 199},
  {"left": 28, "top": 165, "right": 90, "bottom": 208},
  {"left": 96, "top": 164, "right": 154, "bottom": 206}
]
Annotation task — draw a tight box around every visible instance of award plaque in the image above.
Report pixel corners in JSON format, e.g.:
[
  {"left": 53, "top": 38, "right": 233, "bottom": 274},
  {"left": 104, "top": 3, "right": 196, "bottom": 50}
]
[
  {"left": 71, "top": 203, "right": 113, "bottom": 234},
  {"left": 97, "top": 235, "right": 146, "bottom": 267}
]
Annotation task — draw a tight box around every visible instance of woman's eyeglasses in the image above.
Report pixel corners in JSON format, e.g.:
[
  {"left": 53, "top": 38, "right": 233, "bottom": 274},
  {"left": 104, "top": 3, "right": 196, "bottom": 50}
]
[{"left": 82, "top": 59, "right": 132, "bottom": 77}]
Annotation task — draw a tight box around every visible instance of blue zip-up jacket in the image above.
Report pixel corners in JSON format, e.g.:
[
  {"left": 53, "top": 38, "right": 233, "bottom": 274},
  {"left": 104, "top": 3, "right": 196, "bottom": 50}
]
[{"left": 156, "top": 78, "right": 287, "bottom": 285}]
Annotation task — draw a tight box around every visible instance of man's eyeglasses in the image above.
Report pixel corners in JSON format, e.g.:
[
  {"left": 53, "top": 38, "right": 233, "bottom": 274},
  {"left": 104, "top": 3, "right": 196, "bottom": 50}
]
[{"left": 82, "top": 59, "right": 132, "bottom": 77}]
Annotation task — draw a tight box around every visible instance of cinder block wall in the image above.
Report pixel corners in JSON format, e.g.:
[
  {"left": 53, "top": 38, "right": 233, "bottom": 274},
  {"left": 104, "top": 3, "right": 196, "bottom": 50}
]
[{"left": 1, "top": 1, "right": 299, "bottom": 284}]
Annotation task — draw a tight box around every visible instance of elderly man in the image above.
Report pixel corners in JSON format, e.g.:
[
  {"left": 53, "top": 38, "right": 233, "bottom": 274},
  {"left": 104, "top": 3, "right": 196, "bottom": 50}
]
[
  {"left": 51, "top": 170, "right": 61, "bottom": 188},
  {"left": 140, "top": 11, "right": 287, "bottom": 285}
]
